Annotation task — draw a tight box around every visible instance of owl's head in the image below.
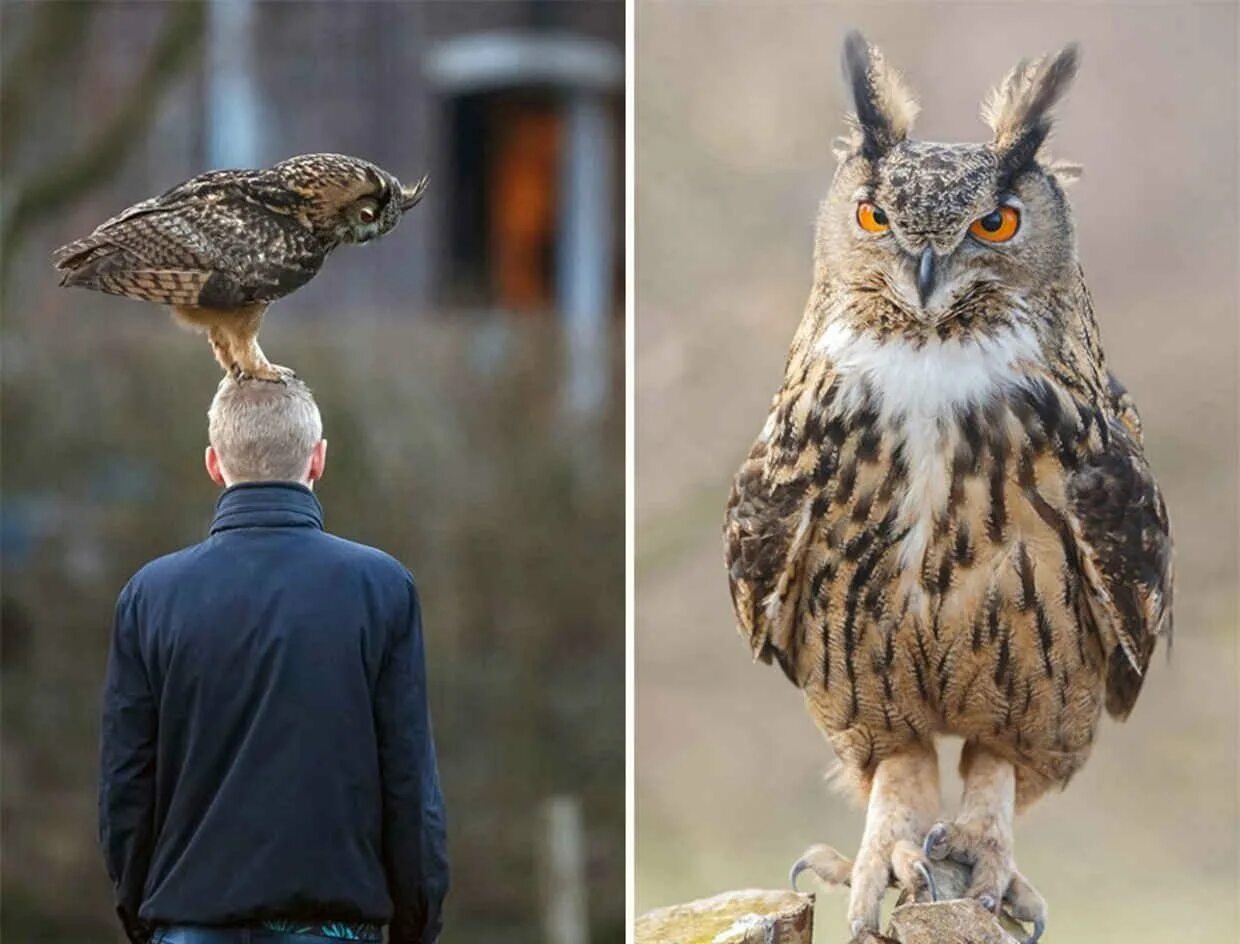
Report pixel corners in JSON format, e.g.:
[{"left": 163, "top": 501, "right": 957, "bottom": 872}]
[
  {"left": 273, "top": 153, "right": 428, "bottom": 246},
  {"left": 817, "top": 33, "right": 1082, "bottom": 331}
]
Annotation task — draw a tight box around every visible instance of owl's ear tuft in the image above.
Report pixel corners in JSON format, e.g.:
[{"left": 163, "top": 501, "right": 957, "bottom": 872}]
[
  {"left": 840, "top": 31, "right": 919, "bottom": 161},
  {"left": 983, "top": 44, "right": 1079, "bottom": 178}
]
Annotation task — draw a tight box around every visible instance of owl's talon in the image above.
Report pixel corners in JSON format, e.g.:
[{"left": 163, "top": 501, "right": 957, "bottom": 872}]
[
  {"left": 913, "top": 860, "right": 938, "bottom": 903},
  {"left": 789, "top": 858, "right": 809, "bottom": 891},
  {"left": 922, "top": 823, "right": 950, "bottom": 862}
]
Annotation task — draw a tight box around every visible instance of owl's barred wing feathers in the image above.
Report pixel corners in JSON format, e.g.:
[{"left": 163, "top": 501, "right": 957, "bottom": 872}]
[
  {"left": 725, "top": 435, "right": 804, "bottom": 675},
  {"left": 725, "top": 362, "right": 843, "bottom": 684},
  {"left": 52, "top": 169, "right": 259, "bottom": 268},
  {"left": 1068, "top": 407, "right": 1173, "bottom": 719},
  {"left": 54, "top": 177, "right": 324, "bottom": 309}
]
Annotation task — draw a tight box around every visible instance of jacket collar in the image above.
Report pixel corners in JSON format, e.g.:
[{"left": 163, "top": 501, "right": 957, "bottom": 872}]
[{"left": 210, "top": 482, "right": 324, "bottom": 535}]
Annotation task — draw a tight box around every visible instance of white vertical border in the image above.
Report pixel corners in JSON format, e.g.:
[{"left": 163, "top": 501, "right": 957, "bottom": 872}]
[{"left": 624, "top": 0, "right": 636, "bottom": 939}]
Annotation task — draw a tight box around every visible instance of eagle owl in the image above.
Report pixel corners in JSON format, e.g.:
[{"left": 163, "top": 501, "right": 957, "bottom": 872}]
[
  {"left": 724, "top": 34, "right": 1172, "bottom": 943},
  {"left": 53, "top": 153, "right": 427, "bottom": 382}
]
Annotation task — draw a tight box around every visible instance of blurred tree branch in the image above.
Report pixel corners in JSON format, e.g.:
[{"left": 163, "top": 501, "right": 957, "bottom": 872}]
[
  {"left": 0, "top": 2, "right": 97, "bottom": 168},
  {"left": 1, "top": 1, "right": 205, "bottom": 283}
]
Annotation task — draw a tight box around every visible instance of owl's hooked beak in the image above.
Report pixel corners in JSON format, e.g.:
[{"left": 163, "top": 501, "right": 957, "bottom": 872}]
[
  {"left": 916, "top": 247, "right": 937, "bottom": 309},
  {"left": 399, "top": 176, "right": 429, "bottom": 212}
]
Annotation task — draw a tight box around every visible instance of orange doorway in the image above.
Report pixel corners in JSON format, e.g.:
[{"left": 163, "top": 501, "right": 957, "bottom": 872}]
[{"left": 445, "top": 91, "right": 563, "bottom": 313}]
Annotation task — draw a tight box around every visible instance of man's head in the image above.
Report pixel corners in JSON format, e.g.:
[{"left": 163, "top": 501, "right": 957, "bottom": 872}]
[{"left": 205, "top": 377, "right": 327, "bottom": 488}]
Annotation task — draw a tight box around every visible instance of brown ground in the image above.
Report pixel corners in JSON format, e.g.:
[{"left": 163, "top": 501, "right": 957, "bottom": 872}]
[{"left": 636, "top": 4, "right": 1238, "bottom": 940}]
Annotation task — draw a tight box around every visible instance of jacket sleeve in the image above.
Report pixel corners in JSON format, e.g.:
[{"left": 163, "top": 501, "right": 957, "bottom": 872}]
[
  {"left": 376, "top": 575, "right": 450, "bottom": 944},
  {"left": 98, "top": 582, "right": 157, "bottom": 944}
]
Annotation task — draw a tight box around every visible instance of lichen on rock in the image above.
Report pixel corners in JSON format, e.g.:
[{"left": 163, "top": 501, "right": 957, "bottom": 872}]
[{"left": 636, "top": 889, "right": 814, "bottom": 944}]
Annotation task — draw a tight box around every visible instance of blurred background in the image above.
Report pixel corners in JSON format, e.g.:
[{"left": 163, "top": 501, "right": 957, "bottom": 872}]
[
  {"left": 1, "top": 2, "right": 623, "bottom": 942},
  {"left": 637, "top": 3, "right": 1237, "bottom": 942}
]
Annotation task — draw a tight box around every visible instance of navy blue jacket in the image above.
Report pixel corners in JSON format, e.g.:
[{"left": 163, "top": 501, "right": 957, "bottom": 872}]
[{"left": 99, "top": 483, "right": 448, "bottom": 944}]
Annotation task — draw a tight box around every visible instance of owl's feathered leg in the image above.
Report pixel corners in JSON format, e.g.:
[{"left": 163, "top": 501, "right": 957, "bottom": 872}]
[
  {"left": 176, "top": 303, "right": 294, "bottom": 383},
  {"left": 206, "top": 327, "right": 236, "bottom": 375},
  {"left": 172, "top": 304, "right": 291, "bottom": 382},
  {"left": 219, "top": 304, "right": 296, "bottom": 384},
  {"left": 841, "top": 745, "right": 940, "bottom": 937},
  {"left": 923, "top": 743, "right": 1047, "bottom": 943},
  {"left": 924, "top": 744, "right": 1013, "bottom": 908}
]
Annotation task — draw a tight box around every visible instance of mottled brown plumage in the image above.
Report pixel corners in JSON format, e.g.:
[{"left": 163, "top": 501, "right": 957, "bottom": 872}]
[
  {"left": 53, "top": 153, "right": 428, "bottom": 381},
  {"left": 725, "top": 34, "right": 1171, "bottom": 943}
]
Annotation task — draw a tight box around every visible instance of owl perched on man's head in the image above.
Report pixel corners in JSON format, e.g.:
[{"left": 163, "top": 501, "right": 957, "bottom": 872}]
[
  {"left": 725, "top": 33, "right": 1171, "bottom": 944},
  {"left": 53, "top": 153, "right": 427, "bottom": 382}
]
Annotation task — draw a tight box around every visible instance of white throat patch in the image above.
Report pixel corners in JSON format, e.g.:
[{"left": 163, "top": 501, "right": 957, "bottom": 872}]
[{"left": 815, "top": 319, "right": 1043, "bottom": 569}]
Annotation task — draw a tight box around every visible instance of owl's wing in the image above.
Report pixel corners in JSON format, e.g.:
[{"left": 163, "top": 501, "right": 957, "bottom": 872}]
[
  {"left": 52, "top": 170, "right": 255, "bottom": 265},
  {"left": 54, "top": 176, "right": 323, "bottom": 307},
  {"left": 1067, "top": 386, "right": 1173, "bottom": 719},
  {"left": 725, "top": 367, "right": 838, "bottom": 683}
]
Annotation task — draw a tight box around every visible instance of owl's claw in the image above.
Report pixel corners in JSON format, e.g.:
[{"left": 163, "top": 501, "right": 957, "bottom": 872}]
[
  {"left": 922, "top": 822, "right": 950, "bottom": 861},
  {"left": 913, "top": 860, "right": 938, "bottom": 903},
  {"left": 1024, "top": 917, "right": 1046, "bottom": 944}
]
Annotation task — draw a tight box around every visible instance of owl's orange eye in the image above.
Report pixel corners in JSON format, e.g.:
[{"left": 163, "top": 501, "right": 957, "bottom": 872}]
[
  {"left": 969, "top": 206, "right": 1020, "bottom": 243},
  {"left": 856, "top": 201, "right": 890, "bottom": 233}
]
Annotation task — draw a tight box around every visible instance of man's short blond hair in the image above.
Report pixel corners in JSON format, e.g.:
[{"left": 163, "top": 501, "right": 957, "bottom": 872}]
[{"left": 208, "top": 377, "right": 323, "bottom": 482}]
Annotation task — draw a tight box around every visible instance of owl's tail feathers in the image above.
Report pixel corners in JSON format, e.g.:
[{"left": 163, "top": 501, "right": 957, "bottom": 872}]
[
  {"left": 53, "top": 235, "right": 107, "bottom": 269},
  {"left": 53, "top": 241, "right": 141, "bottom": 290}
]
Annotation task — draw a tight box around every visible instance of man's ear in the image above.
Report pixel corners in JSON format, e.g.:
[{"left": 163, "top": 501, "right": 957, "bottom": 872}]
[
  {"left": 307, "top": 439, "right": 327, "bottom": 484},
  {"left": 205, "top": 446, "right": 227, "bottom": 487}
]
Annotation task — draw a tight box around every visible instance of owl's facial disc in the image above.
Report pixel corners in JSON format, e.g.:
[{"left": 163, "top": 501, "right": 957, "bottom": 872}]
[{"left": 844, "top": 141, "right": 1040, "bottom": 322}]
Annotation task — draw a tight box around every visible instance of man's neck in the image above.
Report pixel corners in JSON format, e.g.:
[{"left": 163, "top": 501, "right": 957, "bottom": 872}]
[{"left": 223, "top": 479, "right": 313, "bottom": 491}]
